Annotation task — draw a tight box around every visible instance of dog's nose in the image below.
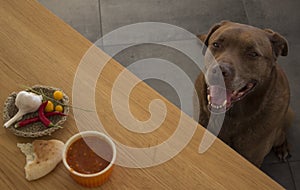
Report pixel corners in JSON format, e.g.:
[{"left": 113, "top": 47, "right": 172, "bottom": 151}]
[{"left": 211, "top": 63, "right": 234, "bottom": 79}]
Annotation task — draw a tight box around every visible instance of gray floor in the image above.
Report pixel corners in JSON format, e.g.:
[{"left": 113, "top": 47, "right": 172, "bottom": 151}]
[{"left": 37, "top": 0, "right": 300, "bottom": 189}]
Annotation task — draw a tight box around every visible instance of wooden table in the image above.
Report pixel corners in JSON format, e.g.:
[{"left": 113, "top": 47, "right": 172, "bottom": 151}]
[{"left": 0, "top": 0, "right": 283, "bottom": 189}]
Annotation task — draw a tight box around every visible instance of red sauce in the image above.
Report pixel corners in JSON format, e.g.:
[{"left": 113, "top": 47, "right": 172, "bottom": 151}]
[{"left": 66, "top": 136, "right": 113, "bottom": 174}]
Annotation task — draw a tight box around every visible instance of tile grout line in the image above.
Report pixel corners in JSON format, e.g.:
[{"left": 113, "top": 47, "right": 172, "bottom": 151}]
[
  {"left": 98, "top": 37, "right": 200, "bottom": 48},
  {"left": 240, "top": 0, "right": 250, "bottom": 24},
  {"left": 287, "top": 161, "right": 298, "bottom": 190},
  {"left": 98, "top": 0, "right": 103, "bottom": 39}
]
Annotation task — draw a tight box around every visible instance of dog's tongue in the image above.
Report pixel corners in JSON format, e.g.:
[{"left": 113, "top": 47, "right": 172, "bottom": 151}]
[{"left": 209, "top": 85, "right": 232, "bottom": 106}]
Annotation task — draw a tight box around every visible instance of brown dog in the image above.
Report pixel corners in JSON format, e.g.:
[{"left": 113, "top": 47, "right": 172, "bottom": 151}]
[{"left": 194, "top": 21, "right": 294, "bottom": 167}]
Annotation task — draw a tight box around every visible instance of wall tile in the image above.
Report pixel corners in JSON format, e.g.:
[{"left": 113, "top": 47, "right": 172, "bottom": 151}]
[
  {"left": 100, "top": 39, "right": 205, "bottom": 117},
  {"left": 279, "top": 44, "right": 300, "bottom": 162},
  {"left": 261, "top": 163, "right": 295, "bottom": 189},
  {"left": 100, "top": 0, "right": 248, "bottom": 44},
  {"left": 242, "top": 0, "right": 300, "bottom": 44},
  {"left": 290, "top": 161, "right": 300, "bottom": 190},
  {"left": 38, "top": 0, "right": 101, "bottom": 42}
]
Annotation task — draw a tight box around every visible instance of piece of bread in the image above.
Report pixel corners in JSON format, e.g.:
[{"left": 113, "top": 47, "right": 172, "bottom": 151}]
[{"left": 17, "top": 139, "right": 64, "bottom": 181}]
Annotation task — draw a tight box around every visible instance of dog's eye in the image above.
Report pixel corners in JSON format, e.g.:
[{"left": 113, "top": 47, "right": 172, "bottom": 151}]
[
  {"left": 212, "top": 42, "right": 220, "bottom": 48},
  {"left": 248, "top": 52, "right": 260, "bottom": 57}
]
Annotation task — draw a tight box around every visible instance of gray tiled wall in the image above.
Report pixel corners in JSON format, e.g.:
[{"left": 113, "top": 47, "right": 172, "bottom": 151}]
[
  {"left": 38, "top": 0, "right": 101, "bottom": 42},
  {"left": 100, "top": 0, "right": 248, "bottom": 37},
  {"left": 242, "top": 0, "right": 300, "bottom": 44},
  {"left": 38, "top": 0, "right": 251, "bottom": 43},
  {"left": 38, "top": 0, "right": 299, "bottom": 44}
]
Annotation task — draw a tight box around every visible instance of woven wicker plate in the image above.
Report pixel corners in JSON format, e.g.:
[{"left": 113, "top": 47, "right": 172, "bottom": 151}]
[{"left": 3, "top": 85, "right": 69, "bottom": 137}]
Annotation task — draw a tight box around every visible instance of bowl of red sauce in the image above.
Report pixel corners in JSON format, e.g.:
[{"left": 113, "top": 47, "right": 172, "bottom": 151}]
[{"left": 62, "top": 131, "right": 116, "bottom": 187}]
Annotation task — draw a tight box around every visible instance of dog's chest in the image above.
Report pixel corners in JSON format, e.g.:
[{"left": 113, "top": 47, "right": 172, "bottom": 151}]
[{"left": 218, "top": 116, "right": 258, "bottom": 145}]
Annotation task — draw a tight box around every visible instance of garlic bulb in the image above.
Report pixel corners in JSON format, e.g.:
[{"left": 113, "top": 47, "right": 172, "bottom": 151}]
[{"left": 4, "top": 91, "right": 43, "bottom": 128}]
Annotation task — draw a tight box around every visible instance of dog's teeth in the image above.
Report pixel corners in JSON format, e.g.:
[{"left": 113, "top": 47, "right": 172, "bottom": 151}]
[
  {"left": 222, "top": 100, "right": 227, "bottom": 107},
  {"left": 207, "top": 95, "right": 211, "bottom": 102},
  {"left": 210, "top": 101, "right": 226, "bottom": 110}
]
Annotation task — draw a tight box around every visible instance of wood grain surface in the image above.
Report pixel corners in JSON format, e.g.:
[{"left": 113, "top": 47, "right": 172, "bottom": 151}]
[{"left": 0, "top": 0, "right": 283, "bottom": 189}]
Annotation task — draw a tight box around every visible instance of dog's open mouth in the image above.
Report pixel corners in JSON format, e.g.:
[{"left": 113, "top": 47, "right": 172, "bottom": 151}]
[{"left": 207, "top": 81, "right": 257, "bottom": 113}]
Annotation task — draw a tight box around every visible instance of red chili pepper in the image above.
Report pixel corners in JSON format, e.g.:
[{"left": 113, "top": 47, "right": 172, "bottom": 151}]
[
  {"left": 16, "top": 112, "right": 67, "bottom": 128},
  {"left": 38, "top": 101, "right": 58, "bottom": 128}
]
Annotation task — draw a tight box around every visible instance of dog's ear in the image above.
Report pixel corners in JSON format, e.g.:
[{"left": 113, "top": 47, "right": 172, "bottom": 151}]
[
  {"left": 200, "top": 20, "right": 229, "bottom": 55},
  {"left": 264, "top": 29, "right": 288, "bottom": 57},
  {"left": 197, "top": 34, "right": 207, "bottom": 43}
]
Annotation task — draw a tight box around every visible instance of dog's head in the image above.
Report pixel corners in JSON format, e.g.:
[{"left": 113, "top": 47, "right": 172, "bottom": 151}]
[{"left": 198, "top": 21, "right": 288, "bottom": 112}]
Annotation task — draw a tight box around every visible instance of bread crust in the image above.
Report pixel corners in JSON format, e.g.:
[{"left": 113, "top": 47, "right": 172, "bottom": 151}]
[{"left": 17, "top": 139, "right": 64, "bottom": 181}]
